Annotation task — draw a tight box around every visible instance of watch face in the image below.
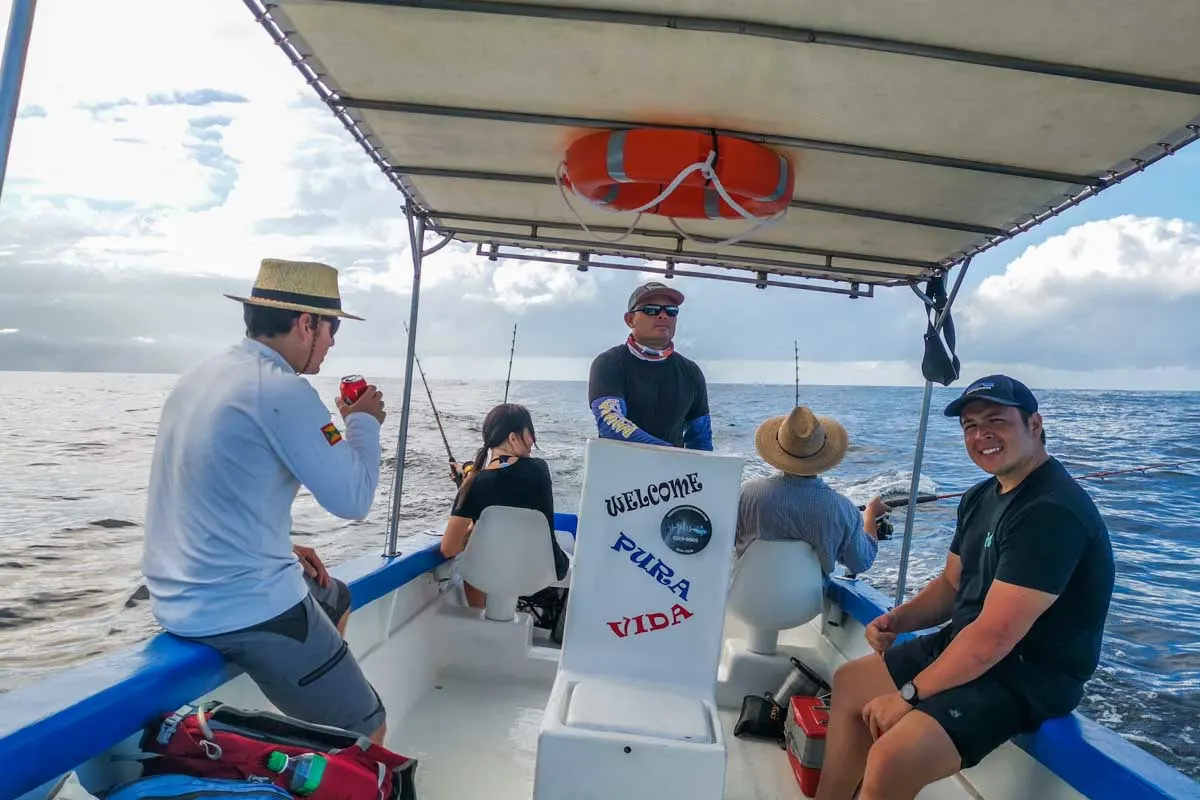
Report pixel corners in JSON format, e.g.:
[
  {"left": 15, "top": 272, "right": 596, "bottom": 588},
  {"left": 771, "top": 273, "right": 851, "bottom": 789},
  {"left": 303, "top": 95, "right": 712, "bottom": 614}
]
[{"left": 901, "top": 683, "right": 916, "bottom": 701}]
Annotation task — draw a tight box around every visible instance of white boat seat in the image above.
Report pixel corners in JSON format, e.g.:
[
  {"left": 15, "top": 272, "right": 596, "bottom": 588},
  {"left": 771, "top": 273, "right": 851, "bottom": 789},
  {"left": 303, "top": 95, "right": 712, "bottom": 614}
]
[
  {"left": 566, "top": 679, "right": 712, "bottom": 743},
  {"left": 535, "top": 438, "right": 746, "bottom": 800},
  {"left": 728, "top": 539, "right": 824, "bottom": 654},
  {"left": 455, "top": 505, "right": 559, "bottom": 621}
]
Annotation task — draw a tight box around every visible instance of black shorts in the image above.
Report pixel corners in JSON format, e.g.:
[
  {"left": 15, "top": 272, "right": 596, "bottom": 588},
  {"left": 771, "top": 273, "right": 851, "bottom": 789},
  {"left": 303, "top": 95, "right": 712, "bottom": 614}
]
[{"left": 883, "top": 629, "right": 1038, "bottom": 769}]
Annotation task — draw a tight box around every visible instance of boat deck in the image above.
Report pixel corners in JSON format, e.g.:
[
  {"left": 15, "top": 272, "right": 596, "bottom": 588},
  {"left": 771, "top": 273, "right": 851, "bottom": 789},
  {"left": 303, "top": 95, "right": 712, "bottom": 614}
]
[
  {"left": 385, "top": 674, "right": 975, "bottom": 799},
  {"left": 387, "top": 676, "right": 552, "bottom": 800},
  {"left": 380, "top": 609, "right": 975, "bottom": 800}
]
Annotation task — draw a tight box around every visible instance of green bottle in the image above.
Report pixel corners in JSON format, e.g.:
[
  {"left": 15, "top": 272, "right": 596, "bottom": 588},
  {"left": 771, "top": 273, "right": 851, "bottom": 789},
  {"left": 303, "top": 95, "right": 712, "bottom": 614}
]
[{"left": 266, "top": 751, "right": 327, "bottom": 796}]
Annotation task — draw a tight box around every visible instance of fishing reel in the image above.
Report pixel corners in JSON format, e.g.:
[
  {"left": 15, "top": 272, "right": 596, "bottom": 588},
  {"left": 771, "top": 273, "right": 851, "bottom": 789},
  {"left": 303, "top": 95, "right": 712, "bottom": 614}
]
[
  {"left": 449, "top": 460, "right": 473, "bottom": 488},
  {"left": 875, "top": 514, "right": 894, "bottom": 541}
]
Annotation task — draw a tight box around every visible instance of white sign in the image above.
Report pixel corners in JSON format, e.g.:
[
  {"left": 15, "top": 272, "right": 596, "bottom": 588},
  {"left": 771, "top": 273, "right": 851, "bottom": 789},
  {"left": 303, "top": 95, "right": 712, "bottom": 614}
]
[{"left": 560, "top": 439, "right": 745, "bottom": 696}]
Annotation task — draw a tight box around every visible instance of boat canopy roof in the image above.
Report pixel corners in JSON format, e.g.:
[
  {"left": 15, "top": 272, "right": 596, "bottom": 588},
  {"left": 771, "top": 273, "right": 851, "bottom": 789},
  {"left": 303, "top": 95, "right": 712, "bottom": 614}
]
[{"left": 253, "top": 0, "right": 1200, "bottom": 295}]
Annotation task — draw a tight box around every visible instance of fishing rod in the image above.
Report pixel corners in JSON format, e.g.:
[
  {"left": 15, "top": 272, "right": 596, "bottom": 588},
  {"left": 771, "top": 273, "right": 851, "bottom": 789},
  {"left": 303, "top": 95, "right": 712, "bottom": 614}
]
[
  {"left": 503, "top": 323, "right": 517, "bottom": 404},
  {"left": 402, "top": 323, "right": 460, "bottom": 483},
  {"left": 858, "top": 457, "right": 1200, "bottom": 524},
  {"left": 794, "top": 339, "right": 799, "bottom": 407}
]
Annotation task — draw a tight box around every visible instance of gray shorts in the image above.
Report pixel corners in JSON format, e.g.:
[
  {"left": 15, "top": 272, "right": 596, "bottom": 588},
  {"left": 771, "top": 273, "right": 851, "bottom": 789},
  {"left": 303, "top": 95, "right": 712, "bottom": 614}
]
[{"left": 186, "top": 574, "right": 386, "bottom": 737}]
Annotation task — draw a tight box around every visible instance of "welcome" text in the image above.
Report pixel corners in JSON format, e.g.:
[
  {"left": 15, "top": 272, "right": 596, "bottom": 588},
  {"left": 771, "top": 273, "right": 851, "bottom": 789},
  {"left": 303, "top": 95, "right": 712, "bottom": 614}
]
[{"left": 605, "top": 473, "right": 703, "bottom": 517}]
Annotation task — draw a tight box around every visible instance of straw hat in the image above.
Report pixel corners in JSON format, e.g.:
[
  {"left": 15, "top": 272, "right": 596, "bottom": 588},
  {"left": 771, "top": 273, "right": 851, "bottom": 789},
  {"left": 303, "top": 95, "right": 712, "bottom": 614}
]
[
  {"left": 224, "top": 258, "right": 364, "bottom": 320},
  {"left": 755, "top": 406, "right": 849, "bottom": 477}
]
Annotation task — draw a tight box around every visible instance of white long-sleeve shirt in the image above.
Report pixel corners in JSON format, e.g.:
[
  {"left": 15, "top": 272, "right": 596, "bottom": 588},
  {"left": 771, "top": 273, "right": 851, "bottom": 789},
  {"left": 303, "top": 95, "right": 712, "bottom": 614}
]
[{"left": 142, "top": 338, "right": 382, "bottom": 637}]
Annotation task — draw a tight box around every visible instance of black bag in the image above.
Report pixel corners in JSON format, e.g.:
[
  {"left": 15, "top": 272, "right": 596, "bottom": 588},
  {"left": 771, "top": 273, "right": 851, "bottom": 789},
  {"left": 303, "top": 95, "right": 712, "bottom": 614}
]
[
  {"left": 733, "top": 693, "right": 786, "bottom": 745},
  {"left": 518, "top": 587, "right": 568, "bottom": 644},
  {"left": 920, "top": 274, "right": 961, "bottom": 387}
]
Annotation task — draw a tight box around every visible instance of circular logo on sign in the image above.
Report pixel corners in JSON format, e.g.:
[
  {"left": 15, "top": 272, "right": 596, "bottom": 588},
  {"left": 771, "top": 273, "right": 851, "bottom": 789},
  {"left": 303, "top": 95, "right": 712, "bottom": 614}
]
[{"left": 661, "top": 505, "right": 713, "bottom": 555}]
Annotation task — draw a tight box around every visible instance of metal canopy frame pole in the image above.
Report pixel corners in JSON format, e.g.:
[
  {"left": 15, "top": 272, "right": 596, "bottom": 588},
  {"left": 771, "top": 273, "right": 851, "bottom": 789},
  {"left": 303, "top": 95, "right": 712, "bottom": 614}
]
[
  {"left": 893, "top": 255, "right": 973, "bottom": 607},
  {"left": 0, "top": 0, "right": 37, "bottom": 199},
  {"left": 472, "top": 243, "right": 885, "bottom": 296},
  {"left": 384, "top": 202, "right": 428, "bottom": 557},
  {"left": 433, "top": 222, "right": 934, "bottom": 277},
  {"left": 429, "top": 211, "right": 938, "bottom": 275}
]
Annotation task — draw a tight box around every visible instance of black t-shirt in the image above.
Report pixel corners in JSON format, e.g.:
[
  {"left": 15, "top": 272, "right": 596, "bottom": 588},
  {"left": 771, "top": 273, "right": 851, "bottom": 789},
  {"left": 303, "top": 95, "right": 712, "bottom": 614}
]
[
  {"left": 949, "top": 457, "right": 1115, "bottom": 716},
  {"left": 587, "top": 345, "right": 709, "bottom": 447},
  {"left": 450, "top": 457, "right": 569, "bottom": 581}
]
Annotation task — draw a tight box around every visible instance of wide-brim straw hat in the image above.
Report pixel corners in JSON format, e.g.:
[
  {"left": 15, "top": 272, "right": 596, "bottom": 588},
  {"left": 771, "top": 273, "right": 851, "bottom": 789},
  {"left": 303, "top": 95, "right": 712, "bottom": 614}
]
[
  {"left": 755, "top": 406, "right": 849, "bottom": 477},
  {"left": 224, "top": 258, "right": 364, "bottom": 320}
]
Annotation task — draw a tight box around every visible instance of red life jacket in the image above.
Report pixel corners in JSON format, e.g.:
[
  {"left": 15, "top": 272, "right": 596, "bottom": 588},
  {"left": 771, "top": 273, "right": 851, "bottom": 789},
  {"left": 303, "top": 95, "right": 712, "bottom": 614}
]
[{"left": 139, "top": 702, "right": 417, "bottom": 800}]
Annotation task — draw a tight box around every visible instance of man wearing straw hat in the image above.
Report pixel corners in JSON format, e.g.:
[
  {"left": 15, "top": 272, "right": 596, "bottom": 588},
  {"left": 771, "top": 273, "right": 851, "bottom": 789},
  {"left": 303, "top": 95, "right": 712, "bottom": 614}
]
[
  {"left": 142, "top": 259, "right": 390, "bottom": 742},
  {"left": 736, "top": 406, "right": 888, "bottom": 575}
]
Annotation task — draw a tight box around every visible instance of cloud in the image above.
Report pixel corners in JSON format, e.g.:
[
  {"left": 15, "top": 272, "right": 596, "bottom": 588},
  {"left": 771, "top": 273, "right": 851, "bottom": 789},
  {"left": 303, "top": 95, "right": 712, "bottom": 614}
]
[
  {"left": 182, "top": 114, "right": 240, "bottom": 209},
  {"left": 76, "top": 97, "right": 137, "bottom": 118},
  {"left": 2, "top": 0, "right": 1197, "bottom": 390},
  {"left": 147, "top": 89, "right": 248, "bottom": 106},
  {"left": 960, "top": 216, "right": 1200, "bottom": 370},
  {"left": 254, "top": 214, "right": 341, "bottom": 236}
]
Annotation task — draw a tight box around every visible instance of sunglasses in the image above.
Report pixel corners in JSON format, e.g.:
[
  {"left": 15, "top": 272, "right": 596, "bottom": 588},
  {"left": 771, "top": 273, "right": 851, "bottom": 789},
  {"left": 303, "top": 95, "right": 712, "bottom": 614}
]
[
  {"left": 635, "top": 304, "right": 680, "bottom": 318},
  {"left": 322, "top": 315, "right": 341, "bottom": 336}
]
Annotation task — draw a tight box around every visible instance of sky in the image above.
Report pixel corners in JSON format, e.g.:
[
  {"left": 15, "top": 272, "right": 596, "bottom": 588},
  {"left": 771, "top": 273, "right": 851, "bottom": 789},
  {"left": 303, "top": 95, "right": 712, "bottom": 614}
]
[{"left": 1, "top": 1, "right": 1199, "bottom": 390}]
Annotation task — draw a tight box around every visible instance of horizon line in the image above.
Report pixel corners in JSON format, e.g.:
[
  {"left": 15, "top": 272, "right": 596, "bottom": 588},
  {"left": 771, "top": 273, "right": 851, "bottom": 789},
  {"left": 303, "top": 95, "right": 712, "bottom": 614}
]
[{"left": 3, "top": 366, "right": 1198, "bottom": 394}]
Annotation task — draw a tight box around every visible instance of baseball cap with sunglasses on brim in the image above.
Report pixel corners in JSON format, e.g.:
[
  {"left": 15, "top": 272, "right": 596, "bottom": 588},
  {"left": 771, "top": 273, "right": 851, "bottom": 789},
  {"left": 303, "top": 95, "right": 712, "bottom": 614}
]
[{"left": 626, "top": 281, "right": 685, "bottom": 313}]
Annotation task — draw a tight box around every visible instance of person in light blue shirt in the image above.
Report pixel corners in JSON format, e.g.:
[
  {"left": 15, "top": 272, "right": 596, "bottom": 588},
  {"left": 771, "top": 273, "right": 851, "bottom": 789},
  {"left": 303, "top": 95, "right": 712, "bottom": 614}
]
[
  {"left": 736, "top": 406, "right": 886, "bottom": 576},
  {"left": 142, "top": 258, "right": 389, "bottom": 743}
]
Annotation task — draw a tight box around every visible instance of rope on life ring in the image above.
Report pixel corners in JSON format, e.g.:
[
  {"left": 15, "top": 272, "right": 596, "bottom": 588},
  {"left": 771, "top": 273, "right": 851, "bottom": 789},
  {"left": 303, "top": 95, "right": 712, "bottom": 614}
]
[{"left": 556, "top": 128, "right": 794, "bottom": 247}]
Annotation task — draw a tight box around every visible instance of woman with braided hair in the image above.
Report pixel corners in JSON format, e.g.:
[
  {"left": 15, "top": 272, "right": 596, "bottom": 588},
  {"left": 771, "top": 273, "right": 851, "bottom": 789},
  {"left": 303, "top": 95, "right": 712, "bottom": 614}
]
[{"left": 439, "top": 404, "right": 569, "bottom": 608}]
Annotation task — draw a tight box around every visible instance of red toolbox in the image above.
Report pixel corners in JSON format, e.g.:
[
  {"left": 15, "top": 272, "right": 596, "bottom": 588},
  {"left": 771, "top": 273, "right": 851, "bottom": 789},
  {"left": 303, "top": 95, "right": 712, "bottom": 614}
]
[{"left": 785, "top": 695, "right": 830, "bottom": 797}]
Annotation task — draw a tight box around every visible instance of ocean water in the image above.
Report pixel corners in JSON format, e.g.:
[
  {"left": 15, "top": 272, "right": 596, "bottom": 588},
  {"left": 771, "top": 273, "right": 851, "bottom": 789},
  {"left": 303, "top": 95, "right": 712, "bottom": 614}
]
[{"left": 1, "top": 371, "right": 1198, "bottom": 780}]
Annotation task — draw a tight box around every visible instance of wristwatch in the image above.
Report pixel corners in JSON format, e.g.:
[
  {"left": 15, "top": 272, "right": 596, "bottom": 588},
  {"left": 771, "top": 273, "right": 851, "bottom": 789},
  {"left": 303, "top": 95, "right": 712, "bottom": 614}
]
[{"left": 900, "top": 681, "right": 921, "bottom": 706}]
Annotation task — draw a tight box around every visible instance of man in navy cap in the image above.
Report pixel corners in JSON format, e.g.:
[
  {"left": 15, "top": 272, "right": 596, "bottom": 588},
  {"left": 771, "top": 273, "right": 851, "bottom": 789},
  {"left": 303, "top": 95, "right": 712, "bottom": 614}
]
[
  {"left": 814, "top": 375, "right": 1115, "bottom": 800},
  {"left": 587, "top": 281, "right": 712, "bottom": 450}
]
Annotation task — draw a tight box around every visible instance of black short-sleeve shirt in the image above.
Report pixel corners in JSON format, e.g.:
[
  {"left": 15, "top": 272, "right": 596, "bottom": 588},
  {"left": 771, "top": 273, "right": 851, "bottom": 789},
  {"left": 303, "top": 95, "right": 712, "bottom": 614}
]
[
  {"left": 451, "top": 457, "right": 569, "bottom": 581},
  {"left": 948, "top": 457, "right": 1115, "bottom": 716}
]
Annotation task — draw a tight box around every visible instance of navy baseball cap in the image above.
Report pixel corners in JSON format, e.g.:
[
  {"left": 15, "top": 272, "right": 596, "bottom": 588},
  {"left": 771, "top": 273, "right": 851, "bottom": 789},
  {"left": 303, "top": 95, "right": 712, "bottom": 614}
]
[{"left": 943, "top": 374, "right": 1038, "bottom": 417}]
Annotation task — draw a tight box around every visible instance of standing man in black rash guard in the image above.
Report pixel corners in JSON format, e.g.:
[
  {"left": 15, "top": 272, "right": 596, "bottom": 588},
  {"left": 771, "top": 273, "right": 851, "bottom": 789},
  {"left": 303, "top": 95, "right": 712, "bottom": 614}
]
[
  {"left": 587, "top": 281, "right": 713, "bottom": 450},
  {"left": 814, "top": 374, "right": 1115, "bottom": 800}
]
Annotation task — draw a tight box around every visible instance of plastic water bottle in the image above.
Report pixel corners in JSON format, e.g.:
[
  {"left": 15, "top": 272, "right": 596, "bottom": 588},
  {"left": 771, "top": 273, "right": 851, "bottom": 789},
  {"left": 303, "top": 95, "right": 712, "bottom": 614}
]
[{"left": 266, "top": 751, "right": 327, "bottom": 796}]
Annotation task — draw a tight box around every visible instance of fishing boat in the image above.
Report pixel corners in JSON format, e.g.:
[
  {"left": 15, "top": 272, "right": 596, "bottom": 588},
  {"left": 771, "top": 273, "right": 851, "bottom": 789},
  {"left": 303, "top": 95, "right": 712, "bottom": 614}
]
[{"left": 1, "top": 1, "right": 1199, "bottom": 798}]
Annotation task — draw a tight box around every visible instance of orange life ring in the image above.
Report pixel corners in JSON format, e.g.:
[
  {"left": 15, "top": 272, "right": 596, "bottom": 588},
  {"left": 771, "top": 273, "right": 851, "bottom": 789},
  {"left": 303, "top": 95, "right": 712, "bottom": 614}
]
[{"left": 561, "top": 129, "right": 794, "bottom": 220}]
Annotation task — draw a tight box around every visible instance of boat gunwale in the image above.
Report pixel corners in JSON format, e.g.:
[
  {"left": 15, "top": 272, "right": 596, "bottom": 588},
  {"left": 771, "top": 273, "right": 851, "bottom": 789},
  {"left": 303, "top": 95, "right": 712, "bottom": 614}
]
[
  {"left": 0, "top": 540, "right": 447, "bottom": 800},
  {"left": 1, "top": 512, "right": 1195, "bottom": 800}
]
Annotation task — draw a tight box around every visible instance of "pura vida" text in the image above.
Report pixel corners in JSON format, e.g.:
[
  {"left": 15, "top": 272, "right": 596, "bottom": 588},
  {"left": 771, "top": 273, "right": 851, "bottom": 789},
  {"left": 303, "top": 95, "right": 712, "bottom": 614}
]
[
  {"left": 608, "top": 604, "right": 694, "bottom": 638},
  {"left": 611, "top": 532, "right": 692, "bottom": 601}
]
